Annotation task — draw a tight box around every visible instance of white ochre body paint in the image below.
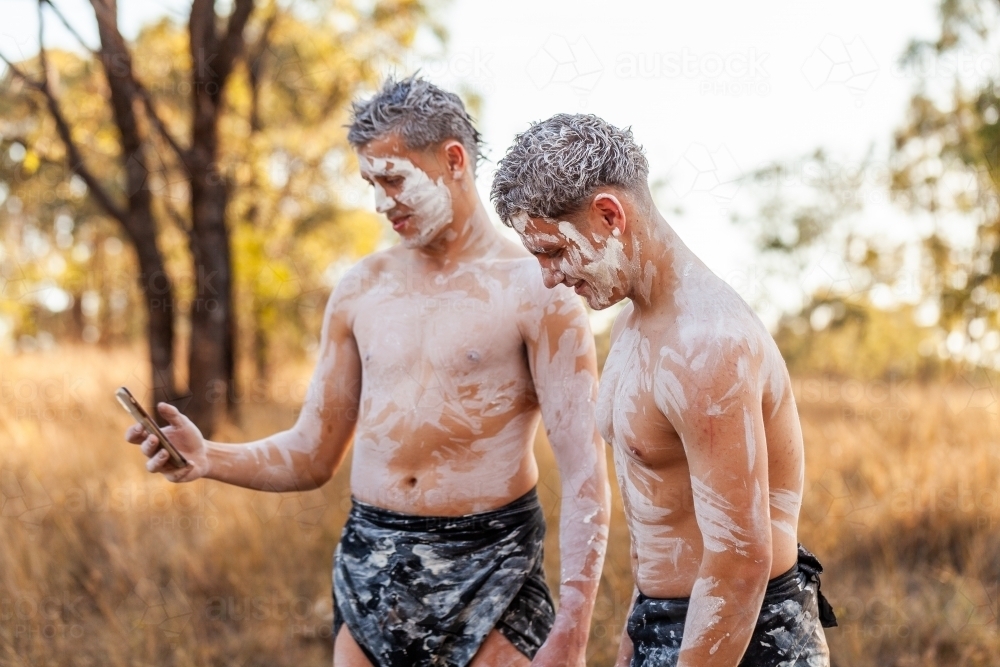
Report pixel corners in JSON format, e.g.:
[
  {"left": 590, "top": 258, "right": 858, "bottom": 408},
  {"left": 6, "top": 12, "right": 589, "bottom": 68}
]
[
  {"left": 360, "top": 156, "right": 453, "bottom": 248},
  {"left": 534, "top": 208, "right": 810, "bottom": 662}
]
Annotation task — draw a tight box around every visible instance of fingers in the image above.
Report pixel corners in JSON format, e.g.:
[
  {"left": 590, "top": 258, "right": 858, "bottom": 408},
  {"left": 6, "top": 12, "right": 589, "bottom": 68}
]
[
  {"left": 140, "top": 433, "right": 161, "bottom": 458},
  {"left": 145, "top": 447, "right": 177, "bottom": 474},
  {"left": 156, "top": 402, "right": 185, "bottom": 428},
  {"left": 164, "top": 464, "right": 195, "bottom": 484},
  {"left": 125, "top": 423, "right": 148, "bottom": 444}
]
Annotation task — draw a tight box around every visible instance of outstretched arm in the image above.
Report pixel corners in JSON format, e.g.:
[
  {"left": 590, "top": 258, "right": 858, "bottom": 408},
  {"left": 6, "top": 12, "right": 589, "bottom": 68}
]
[
  {"left": 127, "top": 277, "right": 363, "bottom": 492},
  {"left": 655, "top": 342, "right": 772, "bottom": 667},
  {"left": 522, "top": 287, "right": 611, "bottom": 667}
]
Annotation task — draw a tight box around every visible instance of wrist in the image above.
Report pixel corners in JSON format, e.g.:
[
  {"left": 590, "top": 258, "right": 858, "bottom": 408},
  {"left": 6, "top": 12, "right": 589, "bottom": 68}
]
[
  {"left": 548, "top": 616, "right": 590, "bottom": 648},
  {"left": 200, "top": 439, "right": 217, "bottom": 478}
]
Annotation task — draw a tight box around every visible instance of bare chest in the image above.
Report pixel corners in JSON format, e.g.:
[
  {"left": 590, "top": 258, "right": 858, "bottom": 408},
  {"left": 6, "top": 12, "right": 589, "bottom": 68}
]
[
  {"left": 352, "top": 276, "right": 532, "bottom": 397},
  {"left": 598, "top": 327, "right": 685, "bottom": 467}
]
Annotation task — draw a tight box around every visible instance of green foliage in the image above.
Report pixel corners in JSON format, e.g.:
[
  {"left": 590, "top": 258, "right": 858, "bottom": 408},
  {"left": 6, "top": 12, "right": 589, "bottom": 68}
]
[
  {"left": 0, "top": 1, "right": 436, "bottom": 370},
  {"left": 774, "top": 295, "right": 950, "bottom": 381},
  {"left": 742, "top": 0, "right": 1000, "bottom": 379}
]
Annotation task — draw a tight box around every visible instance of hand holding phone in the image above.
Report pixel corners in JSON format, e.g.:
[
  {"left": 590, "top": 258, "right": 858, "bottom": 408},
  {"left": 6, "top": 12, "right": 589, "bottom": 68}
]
[{"left": 118, "top": 387, "right": 208, "bottom": 482}]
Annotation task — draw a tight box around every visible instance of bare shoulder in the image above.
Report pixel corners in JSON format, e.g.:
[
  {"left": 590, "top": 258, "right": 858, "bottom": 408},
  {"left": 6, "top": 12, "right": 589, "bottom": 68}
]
[
  {"left": 652, "top": 278, "right": 787, "bottom": 420},
  {"left": 504, "top": 255, "right": 578, "bottom": 311},
  {"left": 323, "top": 248, "right": 400, "bottom": 321}
]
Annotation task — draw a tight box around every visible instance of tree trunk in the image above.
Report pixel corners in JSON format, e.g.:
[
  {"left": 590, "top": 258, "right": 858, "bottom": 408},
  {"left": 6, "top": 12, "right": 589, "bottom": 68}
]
[
  {"left": 184, "top": 151, "right": 233, "bottom": 433},
  {"left": 90, "top": 0, "right": 180, "bottom": 415},
  {"left": 135, "top": 247, "right": 178, "bottom": 410},
  {"left": 181, "top": 0, "right": 254, "bottom": 435}
]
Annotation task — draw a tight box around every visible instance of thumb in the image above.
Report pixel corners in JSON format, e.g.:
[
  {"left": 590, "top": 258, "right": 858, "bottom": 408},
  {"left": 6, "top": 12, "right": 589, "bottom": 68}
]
[{"left": 157, "top": 402, "right": 186, "bottom": 428}]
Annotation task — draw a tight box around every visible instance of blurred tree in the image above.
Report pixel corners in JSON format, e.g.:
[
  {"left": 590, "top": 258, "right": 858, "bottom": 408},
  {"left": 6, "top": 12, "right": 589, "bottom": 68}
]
[
  {"left": 0, "top": 0, "right": 433, "bottom": 435},
  {"left": 891, "top": 0, "right": 1000, "bottom": 338},
  {"left": 740, "top": 0, "right": 1000, "bottom": 378}
]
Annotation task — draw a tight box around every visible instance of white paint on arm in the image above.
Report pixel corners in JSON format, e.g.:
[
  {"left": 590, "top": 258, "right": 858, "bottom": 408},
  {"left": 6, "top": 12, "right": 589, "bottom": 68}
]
[
  {"left": 522, "top": 278, "right": 610, "bottom": 634},
  {"left": 690, "top": 476, "right": 751, "bottom": 555},
  {"left": 683, "top": 576, "right": 725, "bottom": 648}
]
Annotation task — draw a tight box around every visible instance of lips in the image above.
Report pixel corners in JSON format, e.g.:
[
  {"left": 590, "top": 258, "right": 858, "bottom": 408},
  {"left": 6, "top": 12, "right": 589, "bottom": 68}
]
[{"left": 390, "top": 214, "right": 412, "bottom": 231}]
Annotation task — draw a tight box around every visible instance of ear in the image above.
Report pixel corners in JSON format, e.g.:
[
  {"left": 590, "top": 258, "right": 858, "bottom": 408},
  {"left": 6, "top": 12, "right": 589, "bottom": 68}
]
[
  {"left": 442, "top": 140, "right": 468, "bottom": 178},
  {"left": 592, "top": 193, "right": 626, "bottom": 237}
]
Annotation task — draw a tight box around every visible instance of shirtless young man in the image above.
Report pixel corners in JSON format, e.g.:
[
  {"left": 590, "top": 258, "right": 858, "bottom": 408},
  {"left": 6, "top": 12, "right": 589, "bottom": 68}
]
[
  {"left": 125, "top": 78, "right": 610, "bottom": 667},
  {"left": 492, "top": 115, "right": 836, "bottom": 667}
]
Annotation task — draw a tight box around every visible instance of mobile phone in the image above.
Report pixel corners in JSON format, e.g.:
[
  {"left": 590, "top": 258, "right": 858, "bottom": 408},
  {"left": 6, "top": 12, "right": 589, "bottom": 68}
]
[{"left": 115, "top": 386, "right": 189, "bottom": 468}]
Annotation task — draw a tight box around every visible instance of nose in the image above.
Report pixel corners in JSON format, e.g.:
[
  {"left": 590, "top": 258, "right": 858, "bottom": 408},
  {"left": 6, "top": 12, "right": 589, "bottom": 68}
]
[
  {"left": 373, "top": 184, "right": 396, "bottom": 214},
  {"left": 539, "top": 262, "right": 564, "bottom": 290}
]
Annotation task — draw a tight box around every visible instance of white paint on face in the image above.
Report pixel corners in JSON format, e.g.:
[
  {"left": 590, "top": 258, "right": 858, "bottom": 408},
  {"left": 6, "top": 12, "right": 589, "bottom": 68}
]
[
  {"left": 510, "top": 211, "right": 530, "bottom": 234},
  {"left": 555, "top": 220, "right": 630, "bottom": 309},
  {"left": 372, "top": 182, "right": 396, "bottom": 214},
  {"left": 691, "top": 476, "right": 749, "bottom": 554},
  {"left": 360, "top": 155, "right": 453, "bottom": 248}
]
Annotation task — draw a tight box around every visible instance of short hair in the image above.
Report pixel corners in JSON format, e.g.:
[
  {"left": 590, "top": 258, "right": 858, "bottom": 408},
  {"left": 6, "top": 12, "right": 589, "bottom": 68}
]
[
  {"left": 347, "top": 75, "right": 483, "bottom": 169},
  {"left": 491, "top": 113, "right": 649, "bottom": 224}
]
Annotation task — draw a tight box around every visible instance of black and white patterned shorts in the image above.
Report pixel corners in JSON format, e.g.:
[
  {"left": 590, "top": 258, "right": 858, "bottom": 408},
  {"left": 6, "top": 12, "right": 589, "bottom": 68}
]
[
  {"left": 332, "top": 488, "right": 555, "bottom": 667},
  {"left": 627, "top": 545, "right": 837, "bottom": 667}
]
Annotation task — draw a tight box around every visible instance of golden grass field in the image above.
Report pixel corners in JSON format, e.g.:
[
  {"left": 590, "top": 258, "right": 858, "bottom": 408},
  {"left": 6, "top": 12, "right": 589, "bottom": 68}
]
[{"left": 2, "top": 345, "right": 1000, "bottom": 666}]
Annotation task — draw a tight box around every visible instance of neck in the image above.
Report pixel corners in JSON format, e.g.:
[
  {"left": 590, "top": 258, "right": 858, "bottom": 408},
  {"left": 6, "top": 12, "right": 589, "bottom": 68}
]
[
  {"left": 626, "top": 207, "right": 696, "bottom": 313},
  {"left": 412, "top": 195, "right": 500, "bottom": 267}
]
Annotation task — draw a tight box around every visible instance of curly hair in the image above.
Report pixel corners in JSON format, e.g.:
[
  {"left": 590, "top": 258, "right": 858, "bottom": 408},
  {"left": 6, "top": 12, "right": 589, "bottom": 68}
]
[
  {"left": 491, "top": 113, "right": 649, "bottom": 224},
  {"left": 348, "top": 75, "right": 483, "bottom": 169}
]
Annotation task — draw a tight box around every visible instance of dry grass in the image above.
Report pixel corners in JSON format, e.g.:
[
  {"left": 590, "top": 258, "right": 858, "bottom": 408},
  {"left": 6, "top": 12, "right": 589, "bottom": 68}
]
[{"left": 2, "top": 346, "right": 999, "bottom": 666}]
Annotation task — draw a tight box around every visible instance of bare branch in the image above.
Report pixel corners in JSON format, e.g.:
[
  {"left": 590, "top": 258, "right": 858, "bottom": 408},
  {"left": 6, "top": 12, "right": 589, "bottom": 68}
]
[
  {"left": 134, "top": 81, "right": 191, "bottom": 163},
  {"left": 33, "top": 0, "right": 127, "bottom": 223},
  {"left": 161, "top": 197, "right": 194, "bottom": 242},
  {"left": 247, "top": 8, "right": 280, "bottom": 132},
  {"left": 41, "top": 0, "right": 99, "bottom": 55},
  {"left": 216, "top": 0, "right": 255, "bottom": 89},
  {"left": 0, "top": 52, "right": 44, "bottom": 92}
]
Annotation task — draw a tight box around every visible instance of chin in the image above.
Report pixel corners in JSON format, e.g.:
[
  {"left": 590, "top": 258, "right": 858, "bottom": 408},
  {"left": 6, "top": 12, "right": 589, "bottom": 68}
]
[
  {"left": 587, "top": 298, "right": 616, "bottom": 311},
  {"left": 586, "top": 291, "right": 625, "bottom": 310}
]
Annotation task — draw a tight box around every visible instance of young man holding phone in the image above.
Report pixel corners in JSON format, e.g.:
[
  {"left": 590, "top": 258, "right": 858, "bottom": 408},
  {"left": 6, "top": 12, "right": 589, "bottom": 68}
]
[{"left": 126, "top": 77, "right": 610, "bottom": 667}]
